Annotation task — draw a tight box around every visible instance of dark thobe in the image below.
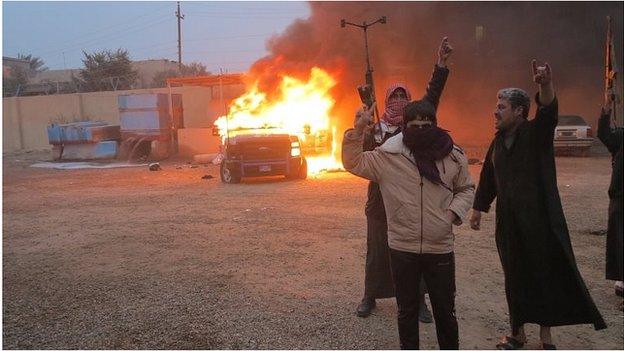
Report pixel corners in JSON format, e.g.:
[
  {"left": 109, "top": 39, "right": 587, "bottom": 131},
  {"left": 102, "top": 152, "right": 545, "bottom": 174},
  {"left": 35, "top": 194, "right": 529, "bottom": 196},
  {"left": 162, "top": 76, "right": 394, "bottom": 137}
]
[
  {"left": 597, "top": 110, "right": 623, "bottom": 281},
  {"left": 361, "top": 64, "right": 449, "bottom": 299},
  {"left": 473, "top": 95, "right": 606, "bottom": 331},
  {"left": 362, "top": 127, "right": 401, "bottom": 299}
]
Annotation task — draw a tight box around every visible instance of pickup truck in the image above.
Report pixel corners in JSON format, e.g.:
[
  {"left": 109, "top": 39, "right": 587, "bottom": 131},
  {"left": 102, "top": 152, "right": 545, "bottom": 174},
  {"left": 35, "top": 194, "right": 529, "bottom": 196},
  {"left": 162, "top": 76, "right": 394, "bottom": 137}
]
[{"left": 219, "top": 131, "right": 307, "bottom": 183}]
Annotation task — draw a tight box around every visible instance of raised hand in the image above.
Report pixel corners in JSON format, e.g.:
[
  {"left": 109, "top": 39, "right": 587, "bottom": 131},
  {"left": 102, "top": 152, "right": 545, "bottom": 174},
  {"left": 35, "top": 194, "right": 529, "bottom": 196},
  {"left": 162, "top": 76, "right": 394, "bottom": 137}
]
[
  {"left": 437, "top": 37, "right": 453, "bottom": 67},
  {"left": 354, "top": 102, "right": 376, "bottom": 135},
  {"left": 532, "top": 59, "right": 554, "bottom": 105},
  {"left": 532, "top": 59, "right": 552, "bottom": 86}
]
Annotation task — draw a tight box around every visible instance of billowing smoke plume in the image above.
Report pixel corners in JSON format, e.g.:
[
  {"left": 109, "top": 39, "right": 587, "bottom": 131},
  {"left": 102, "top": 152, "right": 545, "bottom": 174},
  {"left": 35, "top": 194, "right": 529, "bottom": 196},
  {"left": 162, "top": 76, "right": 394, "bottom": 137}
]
[{"left": 249, "top": 2, "right": 623, "bottom": 146}]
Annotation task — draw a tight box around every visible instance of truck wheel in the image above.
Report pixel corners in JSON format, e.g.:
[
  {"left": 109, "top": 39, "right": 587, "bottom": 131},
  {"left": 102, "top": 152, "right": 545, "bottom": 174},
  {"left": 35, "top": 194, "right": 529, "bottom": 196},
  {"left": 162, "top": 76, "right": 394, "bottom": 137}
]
[
  {"left": 298, "top": 158, "right": 308, "bottom": 179},
  {"left": 287, "top": 158, "right": 307, "bottom": 180},
  {"left": 220, "top": 162, "right": 241, "bottom": 183}
]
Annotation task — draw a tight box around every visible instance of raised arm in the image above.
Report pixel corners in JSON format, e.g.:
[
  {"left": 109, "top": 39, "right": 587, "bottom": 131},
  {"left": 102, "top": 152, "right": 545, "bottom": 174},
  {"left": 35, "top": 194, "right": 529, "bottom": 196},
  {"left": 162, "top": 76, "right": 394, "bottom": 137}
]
[
  {"left": 362, "top": 125, "right": 377, "bottom": 151},
  {"left": 342, "top": 104, "right": 384, "bottom": 182},
  {"left": 422, "top": 37, "right": 452, "bottom": 109},
  {"left": 534, "top": 60, "right": 554, "bottom": 106},
  {"left": 598, "top": 95, "right": 623, "bottom": 155},
  {"left": 532, "top": 60, "right": 559, "bottom": 145}
]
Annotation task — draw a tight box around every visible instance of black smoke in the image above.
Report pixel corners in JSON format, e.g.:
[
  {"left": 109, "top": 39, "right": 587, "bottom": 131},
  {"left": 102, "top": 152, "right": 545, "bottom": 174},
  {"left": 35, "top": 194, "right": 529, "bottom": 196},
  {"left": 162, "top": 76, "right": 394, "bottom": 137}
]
[{"left": 250, "top": 2, "right": 623, "bottom": 145}]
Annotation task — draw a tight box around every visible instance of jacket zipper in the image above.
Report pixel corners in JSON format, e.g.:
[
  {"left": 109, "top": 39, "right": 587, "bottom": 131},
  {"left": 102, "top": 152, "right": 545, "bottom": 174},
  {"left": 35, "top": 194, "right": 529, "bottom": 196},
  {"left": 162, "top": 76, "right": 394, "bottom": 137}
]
[{"left": 420, "top": 180, "right": 424, "bottom": 254}]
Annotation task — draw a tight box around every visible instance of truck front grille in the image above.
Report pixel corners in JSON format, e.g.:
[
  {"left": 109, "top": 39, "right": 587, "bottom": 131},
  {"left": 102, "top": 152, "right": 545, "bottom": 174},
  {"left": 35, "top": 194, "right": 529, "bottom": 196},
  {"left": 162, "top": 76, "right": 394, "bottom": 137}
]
[{"left": 239, "top": 140, "right": 290, "bottom": 160}]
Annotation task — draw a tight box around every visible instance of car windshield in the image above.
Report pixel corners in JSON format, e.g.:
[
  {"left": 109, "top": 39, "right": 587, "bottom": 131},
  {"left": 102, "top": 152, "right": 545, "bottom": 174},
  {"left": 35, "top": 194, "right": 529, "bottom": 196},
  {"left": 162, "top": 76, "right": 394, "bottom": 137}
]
[{"left": 558, "top": 115, "right": 588, "bottom": 126}]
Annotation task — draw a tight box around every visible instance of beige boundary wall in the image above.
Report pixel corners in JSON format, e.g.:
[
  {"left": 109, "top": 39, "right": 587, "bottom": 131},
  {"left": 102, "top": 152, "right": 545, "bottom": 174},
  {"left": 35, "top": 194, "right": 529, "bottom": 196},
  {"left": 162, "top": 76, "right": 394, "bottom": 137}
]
[{"left": 2, "top": 84, "right": 245, "bottom": 152}]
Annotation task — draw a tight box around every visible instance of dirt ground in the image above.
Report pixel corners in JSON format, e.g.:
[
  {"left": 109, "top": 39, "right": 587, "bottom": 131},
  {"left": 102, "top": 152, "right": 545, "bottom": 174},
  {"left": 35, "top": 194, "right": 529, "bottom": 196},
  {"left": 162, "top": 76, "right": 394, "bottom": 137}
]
[{"left": 2, "top": 150, "right": 623, "bottom": 349}]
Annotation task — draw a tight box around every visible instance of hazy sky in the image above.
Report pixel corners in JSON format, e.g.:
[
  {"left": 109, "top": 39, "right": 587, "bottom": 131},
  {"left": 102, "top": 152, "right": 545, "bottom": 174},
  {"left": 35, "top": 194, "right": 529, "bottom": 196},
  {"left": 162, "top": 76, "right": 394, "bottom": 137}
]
[{"left": 2, "top": 1, "right": 310, "bottom": 73}]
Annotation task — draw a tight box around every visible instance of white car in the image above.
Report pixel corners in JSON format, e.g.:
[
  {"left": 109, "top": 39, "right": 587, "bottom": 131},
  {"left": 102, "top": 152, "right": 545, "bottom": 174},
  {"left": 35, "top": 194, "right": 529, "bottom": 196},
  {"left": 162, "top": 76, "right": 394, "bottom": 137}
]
[{"left": 554, "top": 115, "right": 594, "bottom": 156}]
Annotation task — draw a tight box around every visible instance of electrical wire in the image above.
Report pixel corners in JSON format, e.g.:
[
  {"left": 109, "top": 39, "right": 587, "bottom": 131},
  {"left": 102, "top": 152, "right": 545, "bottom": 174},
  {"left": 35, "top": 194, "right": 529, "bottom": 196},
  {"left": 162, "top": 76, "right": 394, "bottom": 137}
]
[
  {"left": 34, "top": 14, "right": 173, "bottom": 58},
  {"left": 28, "top": 3, "right": 173, "bottom": 54}
]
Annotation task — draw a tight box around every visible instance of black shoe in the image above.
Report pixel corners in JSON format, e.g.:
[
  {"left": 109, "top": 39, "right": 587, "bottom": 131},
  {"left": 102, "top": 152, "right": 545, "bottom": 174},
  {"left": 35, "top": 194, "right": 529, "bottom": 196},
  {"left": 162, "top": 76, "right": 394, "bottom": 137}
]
[
  {"left": 356, "top": 298, "right": 376, "bottom": 317},
  {"left": 419, "top": 302, "right": 433, "bottom": 323}
]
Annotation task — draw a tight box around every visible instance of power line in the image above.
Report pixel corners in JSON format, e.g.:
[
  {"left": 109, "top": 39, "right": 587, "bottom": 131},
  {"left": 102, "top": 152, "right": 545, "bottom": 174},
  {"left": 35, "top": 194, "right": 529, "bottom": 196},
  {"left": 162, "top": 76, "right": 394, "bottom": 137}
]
[
  {"left": 33, "top": 14, "right": 173, "bottom": 58},
  {"left": 190, "top": 14, "right": 305, "bottom": 20},
  {"left": 184, "top": 48, "right": 267, "bottom": 55},
  {"left": 183, "top": 33, "right": 274, "bottom": 43},
  {"left": 28, "top": 4, "right": 172, "bottom": 55}
]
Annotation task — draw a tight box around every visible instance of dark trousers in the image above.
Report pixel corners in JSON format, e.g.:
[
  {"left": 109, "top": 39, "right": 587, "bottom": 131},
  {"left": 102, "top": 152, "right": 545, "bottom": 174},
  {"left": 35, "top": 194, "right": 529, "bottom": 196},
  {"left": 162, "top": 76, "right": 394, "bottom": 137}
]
[
  {"left": 390, "top": 249, "right": 458, "bottom": 350},
  {"left": 364, "top": 214, "right": 395, "bottom": 299}
]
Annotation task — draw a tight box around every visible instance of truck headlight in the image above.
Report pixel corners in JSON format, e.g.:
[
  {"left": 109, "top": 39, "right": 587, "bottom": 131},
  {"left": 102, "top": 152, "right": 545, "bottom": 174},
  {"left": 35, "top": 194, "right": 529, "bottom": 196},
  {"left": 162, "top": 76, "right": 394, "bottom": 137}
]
[{"left": 290, "top": 141, "right": 300, "bottom": 157}]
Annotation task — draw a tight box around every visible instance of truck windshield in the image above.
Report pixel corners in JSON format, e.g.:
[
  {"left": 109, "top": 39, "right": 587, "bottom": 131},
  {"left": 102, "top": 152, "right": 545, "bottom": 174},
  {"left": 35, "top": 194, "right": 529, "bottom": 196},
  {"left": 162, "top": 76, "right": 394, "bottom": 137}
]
[{"left": 558, "top": 115, "right": 587, "bottom": 126}]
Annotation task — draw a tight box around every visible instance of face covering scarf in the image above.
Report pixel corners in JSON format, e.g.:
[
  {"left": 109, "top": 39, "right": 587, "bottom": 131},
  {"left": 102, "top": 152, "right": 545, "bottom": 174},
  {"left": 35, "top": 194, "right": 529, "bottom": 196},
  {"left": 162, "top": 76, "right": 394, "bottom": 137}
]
[
  {"left": 402, "top": 125, "right": 454, "bottom": 186},
  {"left": 381, "top": 84, "right": 412, "bottom": 126}
]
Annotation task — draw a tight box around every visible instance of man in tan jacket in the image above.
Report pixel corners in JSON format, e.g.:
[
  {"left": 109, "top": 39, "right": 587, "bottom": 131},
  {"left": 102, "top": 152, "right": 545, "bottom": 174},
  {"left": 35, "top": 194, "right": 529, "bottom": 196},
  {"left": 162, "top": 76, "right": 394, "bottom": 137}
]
[{"left": 342, "top": 98, "right": 474, "bottom": 349}]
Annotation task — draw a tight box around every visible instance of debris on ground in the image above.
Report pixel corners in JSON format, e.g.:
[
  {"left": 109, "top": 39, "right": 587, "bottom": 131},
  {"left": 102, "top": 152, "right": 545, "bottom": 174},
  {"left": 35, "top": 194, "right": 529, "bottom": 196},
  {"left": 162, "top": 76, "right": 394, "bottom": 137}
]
[
  {"left": 193, "top": 153, "right": 218, "bottom": 164},
  {"left": 201, "top": 175, "right": 214, "bottom": 180},
  {"left": 588, "top": 229, "right": 608, "bottom": 236},
  {"left": 148, "top": 163, "right": 161, "bottom": 171},
  {"left": 468, "top": 158, "right": 483, "bottom": 165},
  {"left": 190, "top": 165, "right": 199, "bottom": 169}
]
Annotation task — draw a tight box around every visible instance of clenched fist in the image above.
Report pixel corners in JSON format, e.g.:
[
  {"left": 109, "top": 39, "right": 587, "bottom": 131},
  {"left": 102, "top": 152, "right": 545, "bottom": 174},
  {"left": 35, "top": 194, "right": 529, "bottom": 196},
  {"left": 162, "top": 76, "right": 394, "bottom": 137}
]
[{"left": 354, "top": 103, "right": 376, "bottom": 135}]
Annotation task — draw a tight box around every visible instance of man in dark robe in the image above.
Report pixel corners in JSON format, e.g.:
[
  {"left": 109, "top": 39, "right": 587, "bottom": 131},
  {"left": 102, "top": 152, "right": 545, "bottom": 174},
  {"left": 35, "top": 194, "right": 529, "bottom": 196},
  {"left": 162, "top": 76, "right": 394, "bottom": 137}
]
[
  {"left": 356, "top": 38, "right": 452, "bottom": 320},
  {"left": 469, "top": 61, "right": 607, "bottom": 349},
  {"left": 597, "top": 94, "right": 623, "bottom": 303}
]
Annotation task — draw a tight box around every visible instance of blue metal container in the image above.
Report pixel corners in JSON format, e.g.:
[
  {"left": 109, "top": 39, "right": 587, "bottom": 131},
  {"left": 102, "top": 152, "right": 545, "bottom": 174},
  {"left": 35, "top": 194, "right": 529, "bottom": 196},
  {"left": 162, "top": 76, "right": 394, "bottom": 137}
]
[
  {"left": 46, "top": 121, "right": 116, "bottom": 145},
  {"left": 61, "top": 141, "right": 118, "bottom": 160},
  {"left": 117, "top": 93, "right": 182, "bottom": 140},
  {"left": 119, "top": 110, "right": 170, "bottom": 132}
]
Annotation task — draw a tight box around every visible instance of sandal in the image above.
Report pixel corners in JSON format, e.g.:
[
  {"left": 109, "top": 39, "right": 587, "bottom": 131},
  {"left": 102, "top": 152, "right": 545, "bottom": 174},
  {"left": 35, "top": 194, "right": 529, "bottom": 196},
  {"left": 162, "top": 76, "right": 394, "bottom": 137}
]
[
  {"left": 540, "top": 343, "right": 557, "bottom": 350},
  {"left": 496, "top": 336, "right": 525, "bottom": 350}
]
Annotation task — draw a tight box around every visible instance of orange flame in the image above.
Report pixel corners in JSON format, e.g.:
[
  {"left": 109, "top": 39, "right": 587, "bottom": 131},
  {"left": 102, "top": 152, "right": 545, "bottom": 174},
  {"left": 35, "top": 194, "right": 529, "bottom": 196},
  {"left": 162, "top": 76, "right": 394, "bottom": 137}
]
[{"left": 215, "top": 67, "right": 344, "bottom": 175}]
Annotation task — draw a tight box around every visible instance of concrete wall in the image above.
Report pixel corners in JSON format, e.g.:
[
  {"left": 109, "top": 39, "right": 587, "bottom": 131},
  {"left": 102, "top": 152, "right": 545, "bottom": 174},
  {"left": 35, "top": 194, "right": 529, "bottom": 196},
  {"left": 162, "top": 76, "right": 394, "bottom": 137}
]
[{"left": 2, "top": 84, "right": 245, "bottom": 151}]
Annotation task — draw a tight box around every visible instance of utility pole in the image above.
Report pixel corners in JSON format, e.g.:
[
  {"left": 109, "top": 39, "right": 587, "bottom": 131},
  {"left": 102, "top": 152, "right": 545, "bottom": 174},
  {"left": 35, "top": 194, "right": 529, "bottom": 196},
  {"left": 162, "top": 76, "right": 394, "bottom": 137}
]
[{"left": 176, "top": 2, "right": 185, "bottom": 73}]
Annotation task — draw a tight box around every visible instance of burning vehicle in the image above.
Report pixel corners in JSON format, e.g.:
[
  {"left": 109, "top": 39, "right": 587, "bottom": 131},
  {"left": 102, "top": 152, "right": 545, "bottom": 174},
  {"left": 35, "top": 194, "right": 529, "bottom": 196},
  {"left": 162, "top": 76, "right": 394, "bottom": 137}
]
[
  {"left": 214, "top": 67, "right": 342, "bottom": 183},
  {"left": 215, "top": 128, "right": 308, "bottom": 183}
]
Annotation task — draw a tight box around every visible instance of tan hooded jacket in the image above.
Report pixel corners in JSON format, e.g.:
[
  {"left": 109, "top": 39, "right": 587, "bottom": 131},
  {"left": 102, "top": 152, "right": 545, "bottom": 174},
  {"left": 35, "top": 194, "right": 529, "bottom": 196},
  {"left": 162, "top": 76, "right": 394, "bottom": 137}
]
[{"left": 342, "top": 129, "right": 475, "bottom": 254}]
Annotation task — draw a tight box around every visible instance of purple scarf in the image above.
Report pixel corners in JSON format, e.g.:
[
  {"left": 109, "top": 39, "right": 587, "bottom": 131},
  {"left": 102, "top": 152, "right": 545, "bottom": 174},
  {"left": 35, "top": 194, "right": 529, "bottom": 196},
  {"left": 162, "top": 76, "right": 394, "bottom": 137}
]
[{"left": 402, "top": 126, "right": 454, "bottom": 186}]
